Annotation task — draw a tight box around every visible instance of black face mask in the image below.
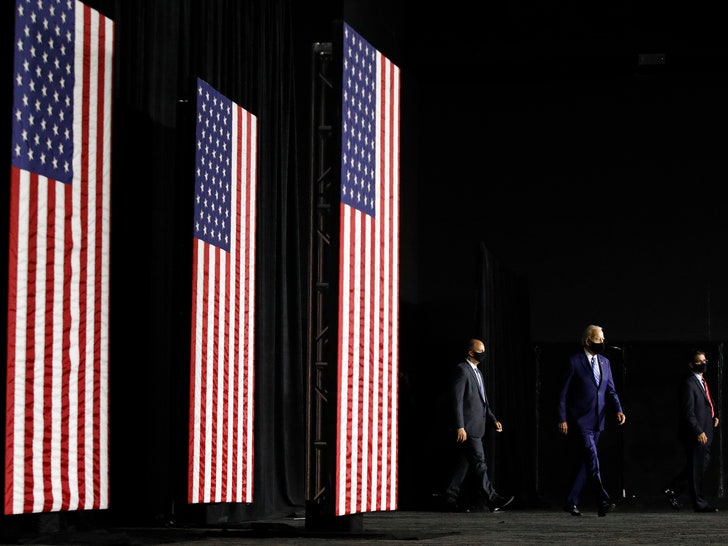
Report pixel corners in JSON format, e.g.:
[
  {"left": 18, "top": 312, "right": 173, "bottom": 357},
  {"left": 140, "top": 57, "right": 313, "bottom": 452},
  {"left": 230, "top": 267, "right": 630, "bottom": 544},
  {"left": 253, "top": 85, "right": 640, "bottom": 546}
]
[
  {"left": 588, "top": 341, "right": 605, "bottom": 355},
  {"left": 472, "top": 351, "right": 487, "bottom": 364},
  {"left": 692, "top": 363, "right": 707, "bottom": 374}
]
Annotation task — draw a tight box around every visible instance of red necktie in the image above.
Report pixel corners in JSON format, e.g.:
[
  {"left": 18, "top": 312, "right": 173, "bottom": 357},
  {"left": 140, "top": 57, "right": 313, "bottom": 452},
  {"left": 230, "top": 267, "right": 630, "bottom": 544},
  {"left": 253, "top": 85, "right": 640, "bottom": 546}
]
[{"left": 702, "top": 378, "right": 715, "bottom": 418}]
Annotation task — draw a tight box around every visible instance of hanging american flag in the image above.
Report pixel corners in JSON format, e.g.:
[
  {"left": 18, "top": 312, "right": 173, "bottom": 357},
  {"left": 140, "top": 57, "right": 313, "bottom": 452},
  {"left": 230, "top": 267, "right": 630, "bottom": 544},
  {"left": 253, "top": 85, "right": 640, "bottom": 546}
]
[
  {"left": 336, "top": 23, "right": 400, "bottom": 516},
  {"left": 188, "top": 79, "right": 257, "bottom": 504},
  {"left": 6, "top": 0, "right": 114, "bottom": 515}
]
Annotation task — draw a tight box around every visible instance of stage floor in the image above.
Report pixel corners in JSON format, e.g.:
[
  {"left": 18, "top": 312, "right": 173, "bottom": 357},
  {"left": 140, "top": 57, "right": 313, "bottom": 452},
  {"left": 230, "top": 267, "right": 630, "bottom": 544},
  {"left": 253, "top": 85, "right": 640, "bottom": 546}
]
[{"left": 6, "top": 499, "right": 728, "bottom": 545}]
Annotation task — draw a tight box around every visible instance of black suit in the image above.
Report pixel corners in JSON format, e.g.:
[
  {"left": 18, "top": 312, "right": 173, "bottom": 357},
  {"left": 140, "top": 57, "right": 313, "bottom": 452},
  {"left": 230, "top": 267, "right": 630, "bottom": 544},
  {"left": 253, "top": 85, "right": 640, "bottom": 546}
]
[
  {"left": 444, "top": 360, "right": 499, "bottom": 505},
  {"left": 667, "top": 372, "right": 718, "bottom": 510}
]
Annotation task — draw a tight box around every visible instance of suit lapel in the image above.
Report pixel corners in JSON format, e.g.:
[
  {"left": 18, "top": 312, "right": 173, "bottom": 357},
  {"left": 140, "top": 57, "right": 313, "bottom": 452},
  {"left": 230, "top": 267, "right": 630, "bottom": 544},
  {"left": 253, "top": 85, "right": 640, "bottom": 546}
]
[{"left": 694, "top": 375, "right": 710, "bottom": 404}]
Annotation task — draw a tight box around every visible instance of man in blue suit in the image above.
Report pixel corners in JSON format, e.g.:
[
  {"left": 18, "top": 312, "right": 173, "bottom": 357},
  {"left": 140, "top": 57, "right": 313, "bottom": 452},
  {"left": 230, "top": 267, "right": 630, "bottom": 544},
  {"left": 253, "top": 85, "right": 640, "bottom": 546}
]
[
  {"left": 442, "top": 339, "right": 514, "bottom": 512},
  {"left": 557, "top": 324, "right": 626, "bottom": 517}
]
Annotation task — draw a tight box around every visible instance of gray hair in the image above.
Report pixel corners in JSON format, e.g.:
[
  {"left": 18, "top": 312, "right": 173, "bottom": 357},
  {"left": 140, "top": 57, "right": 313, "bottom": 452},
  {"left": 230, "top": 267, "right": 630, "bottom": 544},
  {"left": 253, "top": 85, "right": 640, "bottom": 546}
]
[{"left": 581, "top": 324, "right": 603, "bottom": 345}]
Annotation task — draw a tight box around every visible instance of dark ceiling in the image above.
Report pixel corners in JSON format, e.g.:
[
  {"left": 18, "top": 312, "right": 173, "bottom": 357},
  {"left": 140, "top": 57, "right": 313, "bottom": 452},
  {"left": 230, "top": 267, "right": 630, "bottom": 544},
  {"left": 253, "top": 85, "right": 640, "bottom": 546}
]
[{"left": 394, "top": 4, "right": 728, "bottom": 343}]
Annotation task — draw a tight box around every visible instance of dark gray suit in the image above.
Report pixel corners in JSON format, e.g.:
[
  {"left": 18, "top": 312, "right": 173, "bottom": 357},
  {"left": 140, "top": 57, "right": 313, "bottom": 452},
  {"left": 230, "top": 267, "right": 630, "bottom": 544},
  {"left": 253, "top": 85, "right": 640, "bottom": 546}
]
[{"left": 444, "top": 360, "right": 499, "bottom": 505}]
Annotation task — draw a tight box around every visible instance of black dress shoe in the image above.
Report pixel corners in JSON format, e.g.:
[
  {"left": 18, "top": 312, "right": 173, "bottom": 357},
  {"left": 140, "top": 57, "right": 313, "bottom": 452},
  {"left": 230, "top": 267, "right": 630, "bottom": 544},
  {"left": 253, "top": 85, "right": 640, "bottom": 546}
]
[
  {"left": 663, "top": 488, "right": 681, "bottom": 510},
  {"left": 563, "top": 504, "right": 582, "bottom": 516},
  {"left": 695, "top": 506, "right": 719, "bottom": 513},
  {"left": 442, "top": 496, "right": 470, "bottom": 513},
  {"left": 489, "top": 494, "right": 514, "bottom": 512},
  {"left": 598, "top": 500, "right": 616, "bottom": 517}
]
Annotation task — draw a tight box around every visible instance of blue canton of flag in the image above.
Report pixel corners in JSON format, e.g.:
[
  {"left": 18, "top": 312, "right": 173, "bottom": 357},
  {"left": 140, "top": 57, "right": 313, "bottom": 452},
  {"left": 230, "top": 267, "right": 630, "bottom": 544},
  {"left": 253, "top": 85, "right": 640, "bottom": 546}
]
[
  {"left": 195, "top": 81, "right": 233, "bottom": 252},
  {"left": 12, "top": 0, "right": 75, "bottom": 184},
  {"left": 341, "top": 26, "right": 376, "bottom": 217}
]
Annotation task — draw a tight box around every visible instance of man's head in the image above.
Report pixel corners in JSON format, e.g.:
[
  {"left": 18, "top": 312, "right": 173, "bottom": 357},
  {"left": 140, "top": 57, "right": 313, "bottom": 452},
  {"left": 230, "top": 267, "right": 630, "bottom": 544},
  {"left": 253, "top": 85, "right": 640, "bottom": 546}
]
[
  {"left": 467, "top": 339, "right": 486, "bottom": 364},
  {"left": 582, "top": 324, "right": 605, "bottom": 356},
  {"left": 689, "top": 350, "right": 707, "bottom": 374}
]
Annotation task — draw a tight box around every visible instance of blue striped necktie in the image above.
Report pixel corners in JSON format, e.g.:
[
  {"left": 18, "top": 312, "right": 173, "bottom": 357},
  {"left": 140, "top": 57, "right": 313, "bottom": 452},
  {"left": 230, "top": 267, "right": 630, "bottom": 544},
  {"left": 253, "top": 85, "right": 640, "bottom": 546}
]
[{"left": 591, "top": 355, "right": 601, "bottom": 386}]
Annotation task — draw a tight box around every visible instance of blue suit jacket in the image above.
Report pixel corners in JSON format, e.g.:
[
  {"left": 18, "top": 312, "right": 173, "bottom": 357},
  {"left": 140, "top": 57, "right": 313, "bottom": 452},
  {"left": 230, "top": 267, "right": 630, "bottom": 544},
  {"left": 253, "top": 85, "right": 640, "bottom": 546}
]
[
  {"left": 557, "top": 351, "right": 623, "bottom": 433},
  {"left": 450, "top": 360, "right": 497, "bottom": 438}
]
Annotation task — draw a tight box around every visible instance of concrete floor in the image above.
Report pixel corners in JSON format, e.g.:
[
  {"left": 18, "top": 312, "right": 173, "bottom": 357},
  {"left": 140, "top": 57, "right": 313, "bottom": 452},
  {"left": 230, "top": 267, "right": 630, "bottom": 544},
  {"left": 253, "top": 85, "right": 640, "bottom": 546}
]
[{"left": 5, "top": 498, "right": 728, "bottom": 545}]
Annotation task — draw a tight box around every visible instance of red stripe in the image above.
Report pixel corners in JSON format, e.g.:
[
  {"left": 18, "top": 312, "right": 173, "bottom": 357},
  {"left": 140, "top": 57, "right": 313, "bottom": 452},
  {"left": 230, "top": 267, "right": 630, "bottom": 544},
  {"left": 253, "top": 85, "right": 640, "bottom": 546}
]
[
  {"left": 92, "top": 8, "right": 108, "bottom": 509},
  {"left": 222, "top": 240, "right": 231, "bottom": 500},
  {"left": 188, "top": 241, "right": 200, "bottom": 501},
  {"left": 211, "top": 249, "right": 221, "bottom": 499},
  {"left": 25, "top": 174, "right": 41, "bottom": 515},
  {"left": 61, "top": 176, "right": 74, "bottom": 512}
]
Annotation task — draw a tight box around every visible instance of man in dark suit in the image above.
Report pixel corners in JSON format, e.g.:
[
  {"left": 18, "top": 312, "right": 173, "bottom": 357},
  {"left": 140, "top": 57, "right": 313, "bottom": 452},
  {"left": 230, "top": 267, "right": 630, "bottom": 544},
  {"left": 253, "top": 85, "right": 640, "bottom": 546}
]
[
  {"left": 442, "top": 339, "right": 514, "bottom": 512},
  {"left": 663, "top": 349, "right": 720, "bottom": 513},
  {"left": 557, "top": 324, "right": 626, "bottom": 517}
]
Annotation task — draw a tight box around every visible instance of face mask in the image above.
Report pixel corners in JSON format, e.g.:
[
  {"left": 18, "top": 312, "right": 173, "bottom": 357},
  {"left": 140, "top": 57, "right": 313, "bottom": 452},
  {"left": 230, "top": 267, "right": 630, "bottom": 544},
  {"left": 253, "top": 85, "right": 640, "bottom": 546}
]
[
  {"left": 692, "top": 363, "right": 707, "bottom": 374},
  {"left": 472, "top": 351, "right": 487, "bottom": 364},
  {"left": 588, "top": 341, "right": 605, "bottom": 355}
]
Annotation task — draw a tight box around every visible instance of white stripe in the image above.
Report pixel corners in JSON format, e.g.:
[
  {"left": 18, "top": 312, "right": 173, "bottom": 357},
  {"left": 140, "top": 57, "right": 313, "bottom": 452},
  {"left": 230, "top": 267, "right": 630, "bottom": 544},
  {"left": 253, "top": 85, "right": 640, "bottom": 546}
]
[
  {"left": 389, "top": 59, "right": 401, "bottom": 509},
  {"left": 360, "top": 215, "right": 371, "bottom": 513},
  {"left": 244, "top": 113, "right": 257, "bottom": 501},
  {"left": 98, "top": 11, "right": 114, "bottom": 511},
  {"left": 83, "top": 6, "right": 100, "bottom": 510}
]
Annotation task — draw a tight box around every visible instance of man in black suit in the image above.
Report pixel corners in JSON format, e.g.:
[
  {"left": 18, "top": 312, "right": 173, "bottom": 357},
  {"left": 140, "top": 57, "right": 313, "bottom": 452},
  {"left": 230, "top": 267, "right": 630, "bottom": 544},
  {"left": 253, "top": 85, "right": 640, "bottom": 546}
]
[
  {"left": 664, "top": 349, "right": 720, "bottom": 513},
  {"left": 441, "top": 339, "right": 513, "bottom": 512}
]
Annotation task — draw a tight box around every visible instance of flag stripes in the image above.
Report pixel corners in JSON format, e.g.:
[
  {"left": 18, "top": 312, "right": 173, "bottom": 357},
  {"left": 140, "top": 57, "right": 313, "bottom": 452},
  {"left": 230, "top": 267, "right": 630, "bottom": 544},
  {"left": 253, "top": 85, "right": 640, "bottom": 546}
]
[
  {"left": 7, "top": 0, "right": 113, "bottom": 514},
  {"left": 188, "top": 80, "right": 256, "bottom": 504},
  {"left": 336, "top": 23, "right": 400, "bottom": 516}
]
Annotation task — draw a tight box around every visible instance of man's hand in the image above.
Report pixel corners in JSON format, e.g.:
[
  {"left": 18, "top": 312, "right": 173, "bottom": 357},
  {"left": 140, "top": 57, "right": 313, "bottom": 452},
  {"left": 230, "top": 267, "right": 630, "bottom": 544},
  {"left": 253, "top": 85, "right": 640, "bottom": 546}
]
[
  {"left": 558, "top": 422, "right": 568, "bottom": 435},
  {"left": 616, "top": 412, "right": 626, "bottom": 425},
  {"left": 456, "top": 427, "right": 467, "bottom": 443}
]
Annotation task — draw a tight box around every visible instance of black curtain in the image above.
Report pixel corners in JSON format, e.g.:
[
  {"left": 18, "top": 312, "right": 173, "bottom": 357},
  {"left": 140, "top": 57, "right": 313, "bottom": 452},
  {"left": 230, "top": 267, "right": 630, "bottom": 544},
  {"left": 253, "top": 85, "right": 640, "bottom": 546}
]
[
  {"left": 475, "top": 243, "right": 536, "bottom": 507},
  {"left": 104, "top": 0, "right": 309, "bottom": 525}
]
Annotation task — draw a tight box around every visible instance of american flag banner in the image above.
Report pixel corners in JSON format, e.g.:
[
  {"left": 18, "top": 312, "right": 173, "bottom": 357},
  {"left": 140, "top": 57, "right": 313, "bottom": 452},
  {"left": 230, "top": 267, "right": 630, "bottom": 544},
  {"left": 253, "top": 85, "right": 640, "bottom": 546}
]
[
  {"left": 188, "top": 79, "right": 257, "bottom": 504},
  {"left": 336, "top": 23, "right": 400, "bottom": 516},
  {"left": 7, "top": 0, "right": 114, "bottom": 515}
]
